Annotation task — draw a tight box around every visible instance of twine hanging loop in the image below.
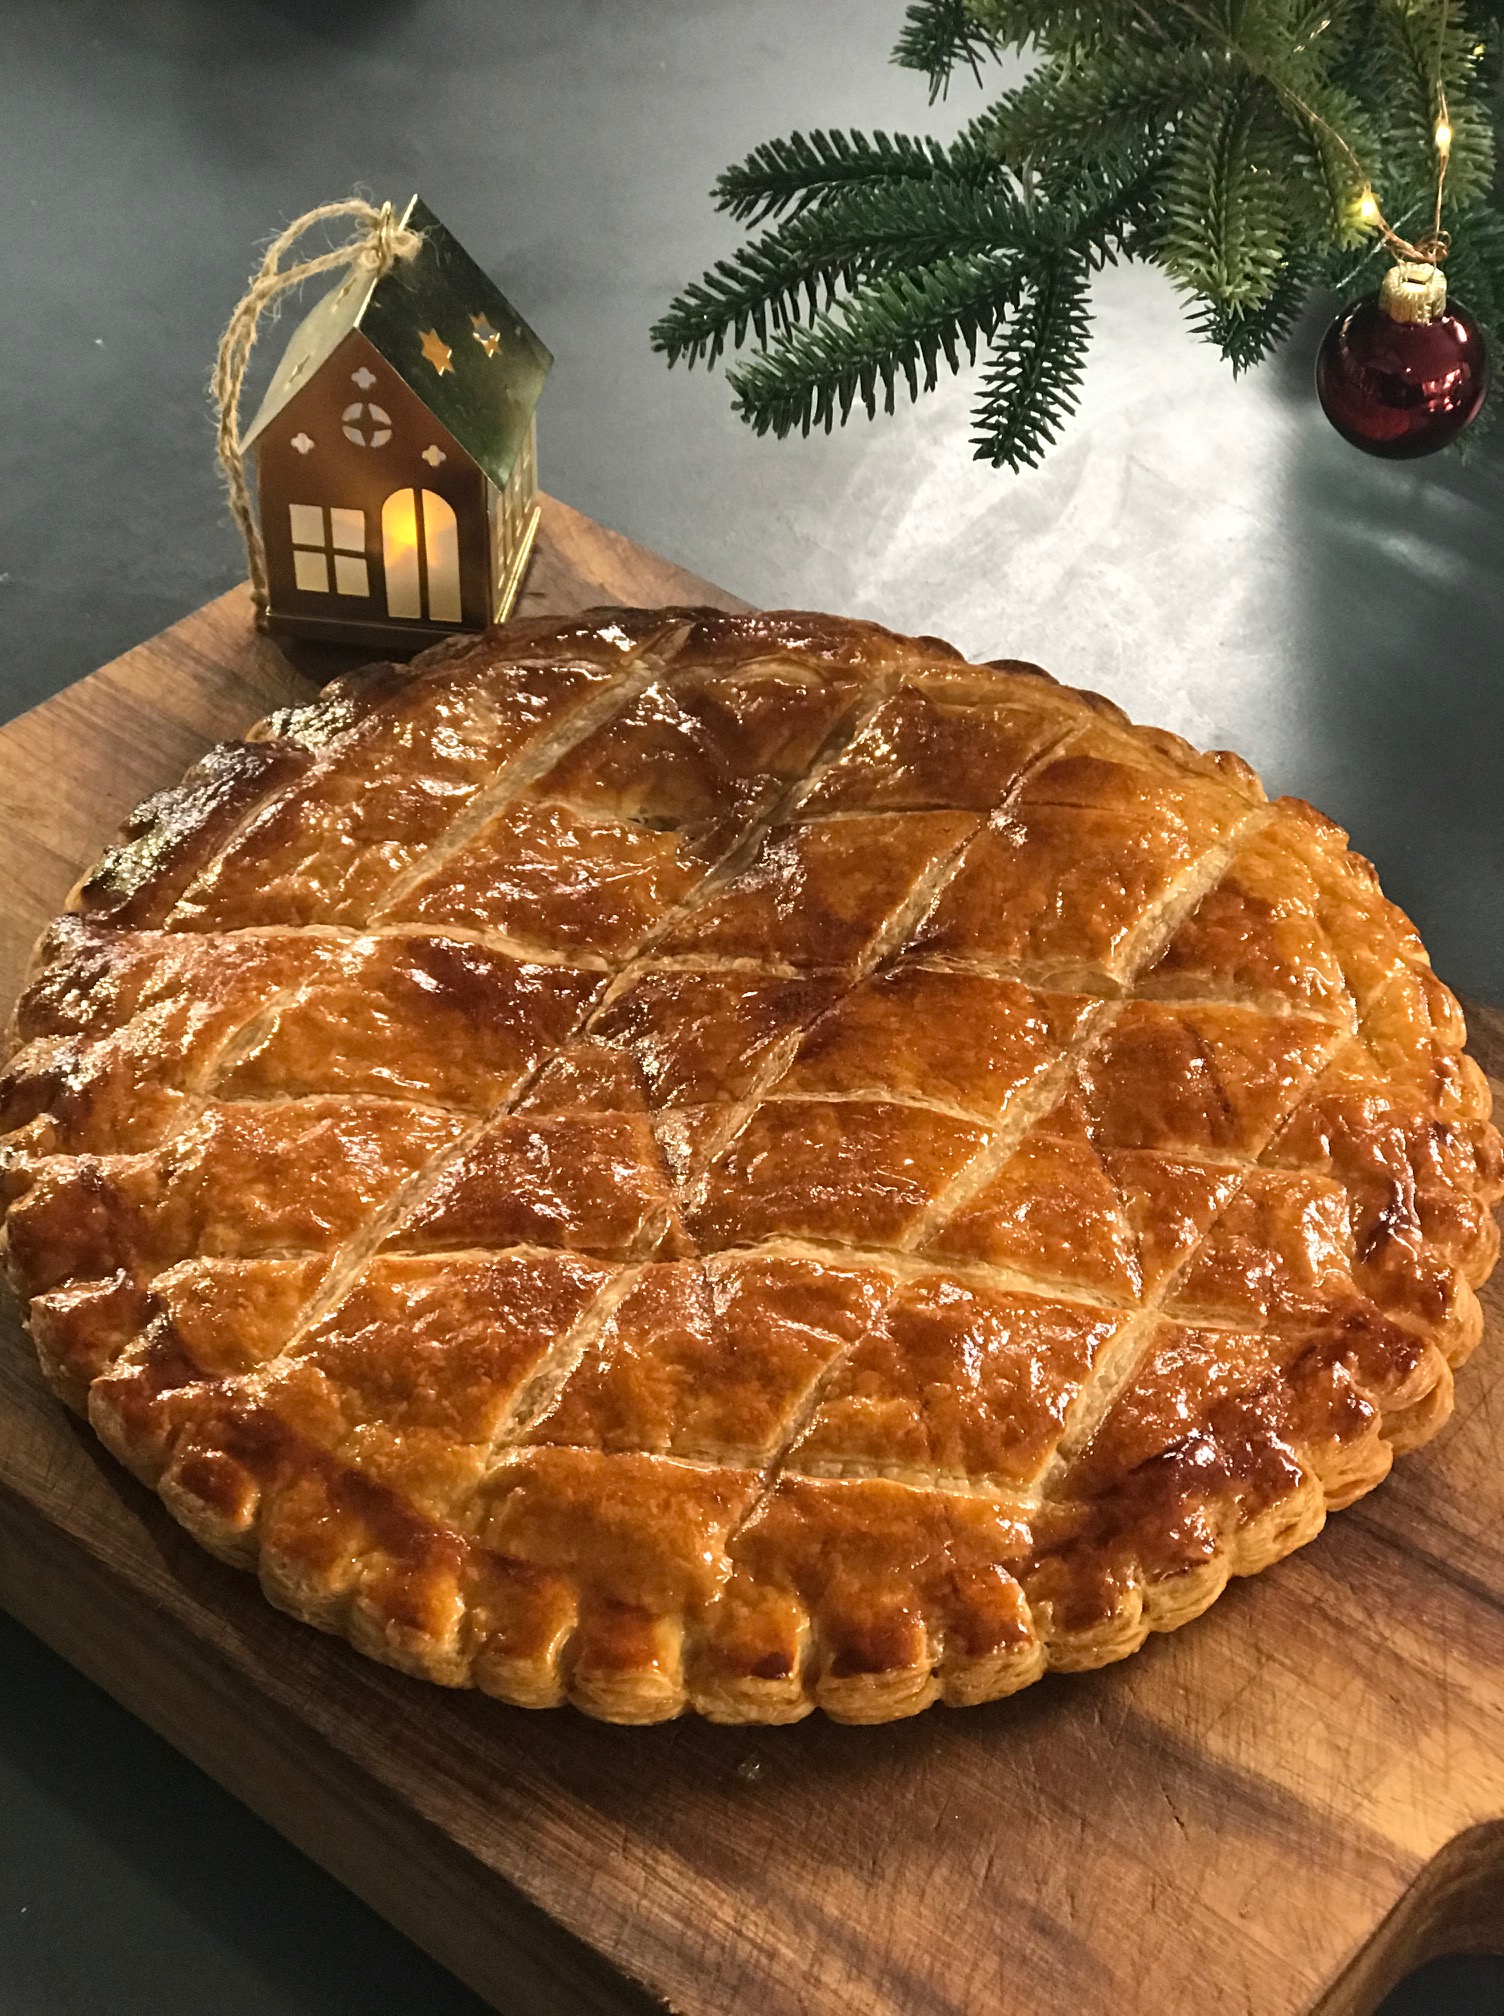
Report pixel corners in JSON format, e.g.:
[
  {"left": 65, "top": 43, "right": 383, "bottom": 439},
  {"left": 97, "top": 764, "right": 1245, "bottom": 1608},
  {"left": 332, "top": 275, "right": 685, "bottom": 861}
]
[{"left": 212, "top": 198, "right": 422, "bottom": 623}]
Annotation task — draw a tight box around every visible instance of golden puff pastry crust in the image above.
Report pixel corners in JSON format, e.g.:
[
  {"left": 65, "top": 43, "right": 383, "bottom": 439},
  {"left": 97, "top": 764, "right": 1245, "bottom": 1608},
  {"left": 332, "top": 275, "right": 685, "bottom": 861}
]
[{"left": 3, "top": 608, "right": 1499, "bottom": 1723}]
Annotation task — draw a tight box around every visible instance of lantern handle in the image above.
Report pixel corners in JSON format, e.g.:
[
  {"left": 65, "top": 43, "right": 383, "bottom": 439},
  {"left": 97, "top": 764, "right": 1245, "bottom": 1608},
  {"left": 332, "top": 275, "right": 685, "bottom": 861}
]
[{"left": 212, "top": 198, "right": 422, "bottom": 624}]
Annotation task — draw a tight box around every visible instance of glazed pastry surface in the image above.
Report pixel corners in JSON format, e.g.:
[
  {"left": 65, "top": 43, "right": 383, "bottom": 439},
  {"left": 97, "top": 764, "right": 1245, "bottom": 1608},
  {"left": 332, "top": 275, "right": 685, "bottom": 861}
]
[{"left": 3, "top": 608, "right": 1499, "bottom": 1723}]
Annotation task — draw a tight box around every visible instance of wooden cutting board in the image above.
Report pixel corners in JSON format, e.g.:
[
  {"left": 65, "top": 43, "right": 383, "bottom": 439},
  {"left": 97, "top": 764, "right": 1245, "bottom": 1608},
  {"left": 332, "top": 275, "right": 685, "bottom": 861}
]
[{"left": 1, "top": 494, "right": 1500, "bottom": 2016}]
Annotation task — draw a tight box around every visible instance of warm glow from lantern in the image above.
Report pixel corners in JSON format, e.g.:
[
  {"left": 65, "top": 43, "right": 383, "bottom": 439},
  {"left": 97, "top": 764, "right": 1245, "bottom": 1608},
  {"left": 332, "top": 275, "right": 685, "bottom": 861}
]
[{"left": 382, "top": 489, "right": 422, "bottom": 619}]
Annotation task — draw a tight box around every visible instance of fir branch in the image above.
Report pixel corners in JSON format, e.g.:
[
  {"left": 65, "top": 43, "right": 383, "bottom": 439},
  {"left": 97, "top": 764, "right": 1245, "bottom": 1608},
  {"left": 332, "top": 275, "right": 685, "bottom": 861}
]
[
  {"left": 727, "top": 255, "right": 1025, "bottom": 436},
  {"left": 818, "top": 162, "right": 1145, "bottom": 273},
  {"left": 650, "top": 234, "right": 855, "bottom": 370},
  {"left": 971, "top": 256, "right": 1093, "bottom": 467},
  {"left": 892, "top": 0, "right": 1005, "bottom": 100},
  {"left": 1278, "top": 78, "right": 1380, "bottom": 246},
  {"left": 1159, "top": 86, "right": 1291, "bottom": 305},
  {"left": 967, "top": 1, "right": 1151, "bottom": 49},
  {"left": 1188, "top": 257, "right": 1312, "bottom": 370},
  {"left": 1212, "top": 18, "right": 1379, "bottom": 235},
  {"left": 1369, "top": 1, "right": 1496, "bottom": 213},
  {"left": 1436, "top": 199, "right": 1504, "bottom": 328},
  {"left": 654, "top": 176, "right": 1026, "bottom": 369},
  {"left": 796, "top": 175, "right": 1030, "bottom": 270},
  {"left": 985, "top": 47, "right": 1208, "bottom": 173},
  {"left": 1026, "top": 155, "right": 1165, "bottom": 267},
  {"left": 713, "top": 129, "right": 955, "bottom": 225},
  {"left": 658, "top": 0, "right": 1504, "bottom": 471},
  {"left": 946, "top": 109, "right": 1018, "bottom": 175},
  {"left": 655, "top": 154, "right": 1153, "bottom": 374}
]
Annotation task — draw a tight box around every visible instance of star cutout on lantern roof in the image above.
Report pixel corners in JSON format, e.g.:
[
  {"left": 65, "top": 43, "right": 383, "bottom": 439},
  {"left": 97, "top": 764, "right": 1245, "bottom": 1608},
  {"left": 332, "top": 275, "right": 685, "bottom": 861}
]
[
  {"left": 351, "top": 366, "right": 377, "bottom": 389},
  {"left": 419, "top": 327, "right": 453, "bottom": 376},
  {"left": 290, "top": 432, "right": 314, "bottom": 455},
  {"left": 422, "top": 444, "right": 446, "bottom": 467},
  {"left": 470, "top": 314, "right": 502, "bottom": 360}
]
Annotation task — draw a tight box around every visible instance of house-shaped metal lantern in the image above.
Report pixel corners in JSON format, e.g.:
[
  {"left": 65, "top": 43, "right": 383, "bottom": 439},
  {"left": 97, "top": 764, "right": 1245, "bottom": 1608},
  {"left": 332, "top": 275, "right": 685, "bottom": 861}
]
[{"left": 244, "top": 195, "right": 552, "bottom": 650}]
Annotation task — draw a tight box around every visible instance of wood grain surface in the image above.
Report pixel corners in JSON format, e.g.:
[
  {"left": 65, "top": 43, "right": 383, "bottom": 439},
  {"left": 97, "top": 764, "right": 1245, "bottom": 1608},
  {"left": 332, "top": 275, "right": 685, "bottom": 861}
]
[{"left": 0, "top": 496, "right": 1500, "bottom": 2016}]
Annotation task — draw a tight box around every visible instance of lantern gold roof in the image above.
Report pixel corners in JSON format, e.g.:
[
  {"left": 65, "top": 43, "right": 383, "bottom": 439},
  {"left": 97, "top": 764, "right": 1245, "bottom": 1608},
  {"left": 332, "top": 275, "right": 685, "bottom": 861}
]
[{"left": 243, "top": 194, "right": 552, "bottom": 493}]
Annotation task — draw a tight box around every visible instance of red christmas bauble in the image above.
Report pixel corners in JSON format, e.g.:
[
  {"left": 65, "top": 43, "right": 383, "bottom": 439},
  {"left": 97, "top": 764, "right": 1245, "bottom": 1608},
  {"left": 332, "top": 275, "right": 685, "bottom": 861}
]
[{"left": 1316, "top": 269, "right": 1488, "bottom": 459}]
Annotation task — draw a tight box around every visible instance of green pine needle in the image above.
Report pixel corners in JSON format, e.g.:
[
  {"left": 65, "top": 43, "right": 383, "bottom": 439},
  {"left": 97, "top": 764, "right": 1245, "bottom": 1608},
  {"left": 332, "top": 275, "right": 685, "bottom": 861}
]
[{"left": 892, "top": 0, "right": 1005, "bottom": 101}]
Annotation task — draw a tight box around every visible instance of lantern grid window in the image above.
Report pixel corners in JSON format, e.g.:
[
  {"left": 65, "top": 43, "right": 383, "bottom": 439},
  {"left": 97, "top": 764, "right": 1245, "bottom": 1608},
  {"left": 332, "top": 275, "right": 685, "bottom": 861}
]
[{"left": 290, "top": 504, "right": 370, "bottom": 598}]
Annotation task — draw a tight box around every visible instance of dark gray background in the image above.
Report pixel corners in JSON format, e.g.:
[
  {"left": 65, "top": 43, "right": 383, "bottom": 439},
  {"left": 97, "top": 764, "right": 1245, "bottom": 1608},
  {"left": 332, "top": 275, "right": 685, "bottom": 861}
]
[{"left": 0, "top": 2, "right": 1500, "bottom": 2010}]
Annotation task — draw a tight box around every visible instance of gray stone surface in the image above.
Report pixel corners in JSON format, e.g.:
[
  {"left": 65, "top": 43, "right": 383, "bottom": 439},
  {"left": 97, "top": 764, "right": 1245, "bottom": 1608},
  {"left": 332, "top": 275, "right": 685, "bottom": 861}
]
[{"left": 0, "top": 1, "right": 1498, "bottom": 2009}]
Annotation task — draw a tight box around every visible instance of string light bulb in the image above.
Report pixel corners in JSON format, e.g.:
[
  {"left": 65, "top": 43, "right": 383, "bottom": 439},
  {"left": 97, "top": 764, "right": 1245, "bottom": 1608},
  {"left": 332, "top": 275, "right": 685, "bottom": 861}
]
[
  {"left": 1357, "top": 188, "right": 1380, "bottom": 224},
  {"left": 1435, "top": 119, "right": 1453, "bottom": 156}
]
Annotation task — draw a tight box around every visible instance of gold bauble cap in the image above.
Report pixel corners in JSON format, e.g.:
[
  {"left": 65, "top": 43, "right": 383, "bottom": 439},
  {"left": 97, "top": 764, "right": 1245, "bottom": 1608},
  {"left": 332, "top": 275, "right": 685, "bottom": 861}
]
[{"left": 1381, "top": 262, "right": 1448, "bottom": 324}]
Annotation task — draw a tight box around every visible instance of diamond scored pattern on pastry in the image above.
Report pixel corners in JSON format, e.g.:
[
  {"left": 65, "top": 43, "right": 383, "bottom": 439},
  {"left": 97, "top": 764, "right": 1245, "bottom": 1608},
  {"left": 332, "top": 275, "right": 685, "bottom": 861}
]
[{"left": 3, "top": 611, "right": 1498, "bottom": 1726}]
